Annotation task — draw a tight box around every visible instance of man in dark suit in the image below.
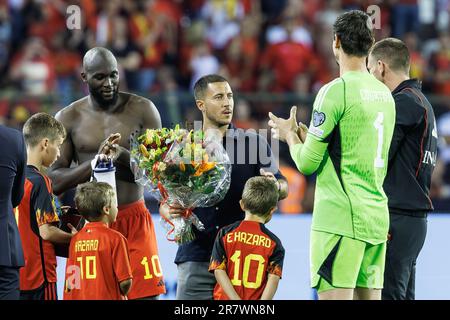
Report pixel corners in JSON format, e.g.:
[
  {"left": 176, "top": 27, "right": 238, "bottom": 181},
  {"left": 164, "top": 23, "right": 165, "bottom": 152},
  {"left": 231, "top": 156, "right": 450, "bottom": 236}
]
[{"left": 0, "top": 125, "right": 26, "bottom": 299}]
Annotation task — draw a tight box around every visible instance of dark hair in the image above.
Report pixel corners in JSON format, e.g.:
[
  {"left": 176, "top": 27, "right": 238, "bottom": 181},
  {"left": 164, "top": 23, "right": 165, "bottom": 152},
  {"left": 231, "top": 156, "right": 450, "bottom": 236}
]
[
  {"left": 333, "top": 10, "right": 374, "bottom": 57},
  {"left": 370, "top": 38, "right": 410, "bottom": 74},
  {"left": 22, "top": 112, "right": 66, "bottom": 147},
  {"left": 193, "top": 74, "right": 229, "bottom": 99},
  {"left": 75, "top": 181, "right": 115, "bottom": 221},
  {"left": 241, "top": 176, "right": 278, "bottom": 217}
]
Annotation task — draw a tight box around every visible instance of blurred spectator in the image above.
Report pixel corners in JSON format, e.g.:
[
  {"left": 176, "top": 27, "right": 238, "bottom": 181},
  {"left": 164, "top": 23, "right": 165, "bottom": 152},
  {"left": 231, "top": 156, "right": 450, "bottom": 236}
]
[
  {"left": 94, "top": 0, "right": 122, "bottom": 46},
  {"left": 7, "top": 0, "right": 26, "bottom": 53},
  {"left": 128, "top": 0, "right": 173, "bottom": 93},
  {"left": 108, "top": 16, "right": 141, "bottom": 91},
  {"left": 200, "top": 0, "right": 244, "bottom": 52},
  {"left": 9, "top": 37, "right": 55, "bottom": 96},
  {"left": 391, "top": 0, "right": 419, "bottom": 39},
  {"left": 315, "top": 0, "right": 343, "bottom": 30},
  {"left": 51, "top": 33, "right": 82, "bottom": 107},
  {"left": 0, "top": 2, "right": 11, "bottom": 82},
  {"left": 223, "top": 14, "right": 261, "bottom": 91},
  {"left": 404, "top": 32, "right": 428, "bottom": 80},
  {"left": 266, "top": 1, "right": 312, "bottom": 49},
  {"left": 189, "top": 41, "right": 219, "bottom": 89},
  {"left": 0, "top": 0, "right": 448, "bottom": 202},
  {"left": 26, "top": 0, "right": 65, "bottom": 45},
  {"left": 154, "top": 66, "right": 183, "bottom": 127},
  {"left": 429, "top": 32, "right": 450, "bottom": 95},
  {"left": 260, "top": 14, "right": 316, "bottom": 92},
  {"left": 436, "top": 0, "right": 450, "bottom": 32},
  {"left": 260, "top": 0, "right": 288, "bottom": 24}
]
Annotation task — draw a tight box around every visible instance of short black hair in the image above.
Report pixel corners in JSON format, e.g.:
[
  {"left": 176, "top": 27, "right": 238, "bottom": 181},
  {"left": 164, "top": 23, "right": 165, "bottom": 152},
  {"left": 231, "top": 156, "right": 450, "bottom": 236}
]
[
  {"left": 333, "top": 10, "right": 374, "bottom": 57},
  {"left": 370, "top": 38, "right": 410, "bottom": 74},
  {"left": 193, "top": 74, "right": 228, "bottom": 100}
]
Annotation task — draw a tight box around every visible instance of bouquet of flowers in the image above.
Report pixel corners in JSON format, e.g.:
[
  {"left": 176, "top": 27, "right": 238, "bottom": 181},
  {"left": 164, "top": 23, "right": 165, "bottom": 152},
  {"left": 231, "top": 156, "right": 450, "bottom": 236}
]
[{"left": 131, "top": 126, "right": 231, "bottom": 244}]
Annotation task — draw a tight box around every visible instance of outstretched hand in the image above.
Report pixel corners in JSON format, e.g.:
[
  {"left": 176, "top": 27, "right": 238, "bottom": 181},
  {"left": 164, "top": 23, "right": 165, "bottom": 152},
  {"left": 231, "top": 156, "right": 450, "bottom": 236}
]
[{"left": 268, "top": 106, "right": 299, "bottom": 142}]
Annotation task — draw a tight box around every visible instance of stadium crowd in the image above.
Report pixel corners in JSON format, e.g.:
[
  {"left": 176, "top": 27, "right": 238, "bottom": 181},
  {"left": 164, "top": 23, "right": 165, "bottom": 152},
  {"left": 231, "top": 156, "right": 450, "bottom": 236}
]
[{"left": 0, "top": 0, "right": 449, "bottom": 212}]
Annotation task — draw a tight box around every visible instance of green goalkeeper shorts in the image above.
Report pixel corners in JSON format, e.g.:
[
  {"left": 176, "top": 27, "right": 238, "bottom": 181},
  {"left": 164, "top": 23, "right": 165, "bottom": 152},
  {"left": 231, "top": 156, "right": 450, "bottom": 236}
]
[{"left": 310, "top": 230, "right": 386, "bottom": 293}]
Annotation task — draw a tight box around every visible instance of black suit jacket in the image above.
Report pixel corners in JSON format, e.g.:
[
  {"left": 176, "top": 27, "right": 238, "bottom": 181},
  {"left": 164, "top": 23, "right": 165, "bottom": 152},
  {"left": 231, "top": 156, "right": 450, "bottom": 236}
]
[{"left": 0, "top": 125, "right": 26, "bottom": 267}]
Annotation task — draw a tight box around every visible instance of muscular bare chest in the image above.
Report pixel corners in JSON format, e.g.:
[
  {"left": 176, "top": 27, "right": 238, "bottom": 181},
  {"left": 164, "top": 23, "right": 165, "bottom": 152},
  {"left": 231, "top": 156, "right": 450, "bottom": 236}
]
[{"left": 72, "top": 108, "right": 141, "bottom": 160}]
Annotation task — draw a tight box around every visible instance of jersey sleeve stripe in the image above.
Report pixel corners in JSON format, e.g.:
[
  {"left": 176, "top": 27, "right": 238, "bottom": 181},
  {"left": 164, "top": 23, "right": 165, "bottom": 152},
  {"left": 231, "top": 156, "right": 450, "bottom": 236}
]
[{"left": 315, "top": 78, "right": 342, "bottom": 111}]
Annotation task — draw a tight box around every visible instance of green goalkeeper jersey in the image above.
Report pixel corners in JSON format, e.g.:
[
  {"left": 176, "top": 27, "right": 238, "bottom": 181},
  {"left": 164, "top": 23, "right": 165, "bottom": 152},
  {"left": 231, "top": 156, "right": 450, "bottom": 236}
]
[{"left": 291, "top": 71, "right": 396, "bottom": 244}]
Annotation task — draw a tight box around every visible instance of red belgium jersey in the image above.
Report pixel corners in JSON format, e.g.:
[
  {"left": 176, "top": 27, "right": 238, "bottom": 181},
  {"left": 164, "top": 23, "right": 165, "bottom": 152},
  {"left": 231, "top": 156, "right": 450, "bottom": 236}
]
[
  {"left": 64, "top": 222, "right": 132, "bottom": 300},
  {"left": 209, "top": 220, "right": 285, "bottom": 300}
]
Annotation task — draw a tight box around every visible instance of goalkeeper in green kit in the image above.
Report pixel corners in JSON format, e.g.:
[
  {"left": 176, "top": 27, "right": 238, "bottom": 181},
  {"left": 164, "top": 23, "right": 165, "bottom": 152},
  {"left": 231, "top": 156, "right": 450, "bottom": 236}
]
[{"left": 268, "top": 10, "right": 396, "bottom": 300}]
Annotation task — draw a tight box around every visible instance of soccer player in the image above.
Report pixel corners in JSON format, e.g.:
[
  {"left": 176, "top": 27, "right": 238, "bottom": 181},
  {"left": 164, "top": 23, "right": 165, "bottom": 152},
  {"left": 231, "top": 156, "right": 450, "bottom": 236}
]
[
  {"left": 18, "top": 113, "right": 76, "bottom": 300},
  {"left": 368, "top": 38, "right": 437, "bottom": 300},
  {"left": 159, "top": 74, "right": 287, "bottom": 300},
  {"left": 209, "top": 176, "right": 284, "bottom": 300},
  {"left": 48, "top": 47, "right": 165, "bottom": 299},
  {"left": 268, "top": 10, "right": 396, "bottom": 300},
  {"left": 64, "top": 181, "right": 132, "bottom": 300}
]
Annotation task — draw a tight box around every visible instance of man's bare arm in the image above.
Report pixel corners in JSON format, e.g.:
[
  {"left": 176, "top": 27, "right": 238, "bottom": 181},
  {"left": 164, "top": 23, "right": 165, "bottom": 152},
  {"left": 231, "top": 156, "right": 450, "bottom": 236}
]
[{"left": 47, "top": 110, "right": 92, "bottom": 195}]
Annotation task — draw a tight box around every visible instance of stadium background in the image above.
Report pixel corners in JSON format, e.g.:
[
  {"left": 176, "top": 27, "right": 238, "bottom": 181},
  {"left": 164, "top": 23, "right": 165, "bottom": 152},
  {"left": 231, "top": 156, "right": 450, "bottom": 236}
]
[{"left": 1, "top": 0, "right": 449, "bottom": 299}]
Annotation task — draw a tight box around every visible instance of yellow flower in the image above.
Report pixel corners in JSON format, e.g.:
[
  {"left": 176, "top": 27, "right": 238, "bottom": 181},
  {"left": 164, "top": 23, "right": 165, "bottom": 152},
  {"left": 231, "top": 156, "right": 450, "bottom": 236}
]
[
  {"left": 139, "top": 144, "right": 149, "bottom": 158},
  {"left": 145, "top": 130, "right": 154, "bottom": 145}
]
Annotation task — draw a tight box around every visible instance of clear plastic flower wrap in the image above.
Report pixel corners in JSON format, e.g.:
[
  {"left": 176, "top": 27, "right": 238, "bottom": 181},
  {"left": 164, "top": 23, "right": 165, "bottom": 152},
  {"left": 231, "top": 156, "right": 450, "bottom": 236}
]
[{"left": 130, "top": 127, "right": 231, "bottom": 244}]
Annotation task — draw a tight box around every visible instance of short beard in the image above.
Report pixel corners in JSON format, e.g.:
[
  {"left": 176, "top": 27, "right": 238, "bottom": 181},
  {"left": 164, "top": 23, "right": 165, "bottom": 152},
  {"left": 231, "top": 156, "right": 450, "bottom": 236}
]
[{"left": 89, "top": 87, "right": 119, "bottom": 109}]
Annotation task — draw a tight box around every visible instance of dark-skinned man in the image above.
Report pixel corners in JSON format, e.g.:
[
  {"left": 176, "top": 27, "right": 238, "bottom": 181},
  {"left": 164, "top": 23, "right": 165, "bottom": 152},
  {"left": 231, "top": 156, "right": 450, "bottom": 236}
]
[{"left": 48, "top": 47, "right": 165, "bottom": 300}]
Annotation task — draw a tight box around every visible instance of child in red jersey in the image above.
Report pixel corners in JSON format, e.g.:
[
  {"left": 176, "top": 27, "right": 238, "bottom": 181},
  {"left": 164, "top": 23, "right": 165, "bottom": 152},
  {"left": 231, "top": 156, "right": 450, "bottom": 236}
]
[
  {"left": 64, "top": 181, "right": 132, "bottom": 300},
  {"left": 18, "top": 112, "right": 75, "bottom": 300},
  {"left": 209, "top": 176, "right": 285, "bottom": 300}
]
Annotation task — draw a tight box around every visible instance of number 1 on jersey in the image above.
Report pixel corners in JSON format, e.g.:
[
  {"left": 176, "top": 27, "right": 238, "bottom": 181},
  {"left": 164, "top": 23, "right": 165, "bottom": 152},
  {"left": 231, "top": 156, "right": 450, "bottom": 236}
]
[{"left": 373, "top": 112, "right": 385, "bottom": 168}]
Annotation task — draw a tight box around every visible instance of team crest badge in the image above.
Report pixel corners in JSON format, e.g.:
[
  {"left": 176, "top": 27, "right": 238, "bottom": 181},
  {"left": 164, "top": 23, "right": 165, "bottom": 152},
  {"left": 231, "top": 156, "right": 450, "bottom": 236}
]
[{"left": 313, "top": 111, "right": 326, "bottom": 127}]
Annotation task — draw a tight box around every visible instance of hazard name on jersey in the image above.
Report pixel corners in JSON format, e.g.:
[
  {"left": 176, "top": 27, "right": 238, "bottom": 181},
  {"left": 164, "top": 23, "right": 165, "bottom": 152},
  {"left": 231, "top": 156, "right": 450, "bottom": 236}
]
[
  {"left": 226, "top": 231, "right": 272, "bottom": 248},
  {"left": 75, "top": 239, "right": 99, "bottom": 252}
]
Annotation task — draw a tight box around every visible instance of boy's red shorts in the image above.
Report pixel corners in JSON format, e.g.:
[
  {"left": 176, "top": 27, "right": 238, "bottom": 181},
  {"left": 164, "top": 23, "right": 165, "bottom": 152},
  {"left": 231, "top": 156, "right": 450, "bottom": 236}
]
[{"left": 111, "top": 200, "right": 166, "bottom": 299}]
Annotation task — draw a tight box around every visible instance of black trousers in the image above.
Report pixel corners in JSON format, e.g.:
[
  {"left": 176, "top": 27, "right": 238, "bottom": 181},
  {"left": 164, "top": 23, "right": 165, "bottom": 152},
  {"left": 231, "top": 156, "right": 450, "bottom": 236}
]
[
  {"left": 20, "top": 282, "right": 57, "bottom": 300},
  {"left": 0, "top": 266, "right": 20, "bottom": 300},
  {"left": 382, "top": 213, "right": 427, "bottom": 300}
]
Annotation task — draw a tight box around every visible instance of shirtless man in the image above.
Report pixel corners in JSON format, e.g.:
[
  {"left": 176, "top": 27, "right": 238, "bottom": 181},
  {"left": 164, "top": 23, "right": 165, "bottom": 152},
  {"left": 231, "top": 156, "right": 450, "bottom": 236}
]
[{"left": 48, "top": 47, "right": 165, "bottom": 299}]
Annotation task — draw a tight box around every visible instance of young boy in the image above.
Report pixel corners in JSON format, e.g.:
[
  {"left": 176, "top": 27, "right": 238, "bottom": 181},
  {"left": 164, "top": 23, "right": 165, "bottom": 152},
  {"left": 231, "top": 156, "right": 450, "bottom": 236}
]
[
  {"left": 64, "top": 181, "right": 133, "bottom": 300},
  {"left": 209, "top": 176, "right": 285, "bottom": 300},
  {"left": 18, "top": 112, "right": 76, "bottom": 300}
]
